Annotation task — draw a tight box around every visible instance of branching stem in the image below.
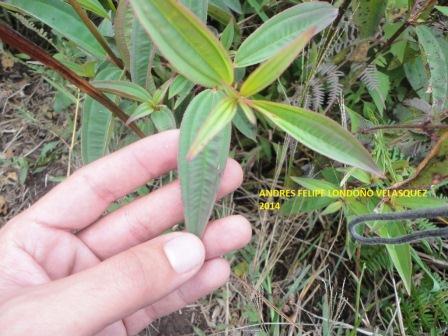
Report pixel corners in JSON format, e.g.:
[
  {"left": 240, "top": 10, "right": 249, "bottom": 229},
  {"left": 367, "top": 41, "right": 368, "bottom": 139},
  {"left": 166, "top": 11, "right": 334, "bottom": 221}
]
[
  {"left": 67, "top": 0, "right": 124, "bottom": 70},
  {"left": 0, "top": 23, "right": 145, "bottom": 138}
]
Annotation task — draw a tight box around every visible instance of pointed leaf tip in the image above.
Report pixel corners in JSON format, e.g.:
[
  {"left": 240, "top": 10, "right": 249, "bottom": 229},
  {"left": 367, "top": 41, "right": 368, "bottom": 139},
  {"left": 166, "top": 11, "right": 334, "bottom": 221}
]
[
  {"left": 130, "top": 0, "right": 234, "bottom": 88},
  {"left": 240, "top": 26, "right": 316, "bottom": 97},
  {"left": 252, "top": 101, "right": 383, "bottom": 176}
]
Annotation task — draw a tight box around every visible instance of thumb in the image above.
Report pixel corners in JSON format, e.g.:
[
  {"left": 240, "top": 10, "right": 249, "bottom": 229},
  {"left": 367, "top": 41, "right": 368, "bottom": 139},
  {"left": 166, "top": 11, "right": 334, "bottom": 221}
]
[{"left": 2, "top": 233, "right": 205, "bottom": 336}]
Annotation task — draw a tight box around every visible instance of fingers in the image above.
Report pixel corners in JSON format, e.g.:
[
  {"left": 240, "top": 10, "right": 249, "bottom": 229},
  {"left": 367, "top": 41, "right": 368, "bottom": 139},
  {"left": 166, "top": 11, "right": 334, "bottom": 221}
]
[
  {"left": 202, "top": 215, "right": 252, "bottom": 260},
  {"left": 123, "top": 258, "right": 230, "bottom": 336},
  {"left": 18, "top": 130, "right": 179, "bottom": 230},
  {"left": 78, "top": 159, "right": 244, "bottom": 259},
  {"left": 0, "top": 232, "right": 205, "bottom": 336}
]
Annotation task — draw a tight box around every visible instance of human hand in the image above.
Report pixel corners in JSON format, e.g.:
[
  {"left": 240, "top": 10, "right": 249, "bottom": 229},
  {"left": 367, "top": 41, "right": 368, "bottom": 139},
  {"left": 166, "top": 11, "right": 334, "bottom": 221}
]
[{"left": 0, "top": 130, "right": 251, "bottom": 335}]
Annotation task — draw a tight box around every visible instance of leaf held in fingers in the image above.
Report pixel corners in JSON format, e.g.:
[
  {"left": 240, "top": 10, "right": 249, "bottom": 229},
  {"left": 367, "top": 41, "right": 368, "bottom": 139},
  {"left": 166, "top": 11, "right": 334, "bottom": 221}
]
[
  {"left": 188, "top": 96, "right": 237, "bottom": 159},
  {"left": 252, "top": 100, "right": 383, "bottom": 176},
  {"left": 178, "top": 90, "right": 232, "bottom": 236},
  {"left": 131, "top": 0, "right": 233, "bottom": 88},
  {"left": 235, "top": 2, "right": 337, "bottom": 67},
  {"left": 126, "top": 102, "right": 154, "bottom": 124},
  {"left": 415, "top": 26, "right": 448, "bottom": 116},
  {"left": 92, "top": 80, "right": 152, "bottom": 102},
  {"left": 240, "top": 27, "right": 315, "bottom": 97}
]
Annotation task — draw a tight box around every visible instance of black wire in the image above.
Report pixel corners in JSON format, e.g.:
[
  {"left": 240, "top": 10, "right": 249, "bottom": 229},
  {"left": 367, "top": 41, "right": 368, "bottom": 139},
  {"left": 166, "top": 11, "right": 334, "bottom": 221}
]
[{"left": 348, "top": 205, "right": 448, "bottom": 245}]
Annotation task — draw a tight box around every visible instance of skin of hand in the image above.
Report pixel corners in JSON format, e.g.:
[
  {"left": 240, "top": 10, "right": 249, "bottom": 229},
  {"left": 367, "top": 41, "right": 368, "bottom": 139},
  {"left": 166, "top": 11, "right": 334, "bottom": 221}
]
[{"left": 0, "top": 130, "right": 251, "bottom": 336}]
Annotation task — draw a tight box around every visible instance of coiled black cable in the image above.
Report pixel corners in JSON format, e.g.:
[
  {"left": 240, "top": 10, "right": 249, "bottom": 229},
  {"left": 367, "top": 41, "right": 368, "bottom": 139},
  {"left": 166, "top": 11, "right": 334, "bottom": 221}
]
[{"left": 348, "top": 205, "right": 448, "bottom": 245}]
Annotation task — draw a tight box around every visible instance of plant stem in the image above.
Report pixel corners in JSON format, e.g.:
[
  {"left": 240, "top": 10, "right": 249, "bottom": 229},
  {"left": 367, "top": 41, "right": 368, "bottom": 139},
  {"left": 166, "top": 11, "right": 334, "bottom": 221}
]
[
  {"left": 0, "top": 22, "right": 145, "bottom": 138},
  {"left": 366, "top": 22, "right": 410, "bottom": 65},
  {"left": 67, "top": 0, "right": 124, "bottom": 70}
]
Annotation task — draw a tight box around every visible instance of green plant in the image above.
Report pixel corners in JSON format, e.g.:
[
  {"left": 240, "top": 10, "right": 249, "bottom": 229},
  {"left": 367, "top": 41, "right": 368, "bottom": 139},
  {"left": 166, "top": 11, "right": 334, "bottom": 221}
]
[
  {"left": 1, "top": 1, "right": 448, "bottom": 333},
  {"left": 0, "top": 0, "right": 382, "bottom": 238}
]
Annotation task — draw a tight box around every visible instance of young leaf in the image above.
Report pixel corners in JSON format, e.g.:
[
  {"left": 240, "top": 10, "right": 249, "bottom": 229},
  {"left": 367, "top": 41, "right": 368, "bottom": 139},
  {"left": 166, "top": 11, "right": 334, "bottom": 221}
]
[
  {"left": 131, "top": 0, "right": 233, "bottom": 88},
  {"left": 178, "top": 90, "right": 231, "bottom": 236},
  {"left": 415, "top": 26, "right": 448, "bottom": 116},
  {"left": 239, "top": 101, "right": 257, "bottom": 124},
  {"left": 92, "top": 80, "right": 152, "bottom": 102},
  {"left": 233, "top": 107, "right": 257, "bottom": 142},
  {"left": 240, "top": 27, "right": 315, "bottom": 97},
  {"left": 126, "top": 102, "right": 154, "bottom": 124},
  {"left": 81, "top": 65, "right": 122, "bottom": 163},
  {"left": 3, "top": 0, "right": 105, "bottom": 57},
  {"left": 151, "top": 106, "right": 176, "bottom": 132},
  {"left": 251, "top": 100, "right": 383, "bottom": 176},
  {"left": 235, "top": 2, "right": 337, "bottom": 67},
  {"left": 188, "top": 96, "right": 237, "bottom": 159}
]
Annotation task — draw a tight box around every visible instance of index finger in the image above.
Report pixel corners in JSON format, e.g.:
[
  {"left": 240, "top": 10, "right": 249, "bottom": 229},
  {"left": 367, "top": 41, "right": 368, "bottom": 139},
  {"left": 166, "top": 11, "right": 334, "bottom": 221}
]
[{"left": 18, "top": 130, "right": 180, "bottom": 230}]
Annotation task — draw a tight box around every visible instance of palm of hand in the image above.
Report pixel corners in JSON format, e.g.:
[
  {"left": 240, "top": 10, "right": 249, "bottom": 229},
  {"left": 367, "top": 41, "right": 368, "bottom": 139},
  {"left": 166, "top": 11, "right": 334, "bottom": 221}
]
[{"left": 0, "top": 130, "right": 250, "bottom": 336}]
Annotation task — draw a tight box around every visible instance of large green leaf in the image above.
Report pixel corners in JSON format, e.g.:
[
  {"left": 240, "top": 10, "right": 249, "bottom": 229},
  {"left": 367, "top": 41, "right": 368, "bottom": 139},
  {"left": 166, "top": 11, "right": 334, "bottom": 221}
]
[
  {"left": 352, "top": 0, "right": 387, "bottom": 38},
  {"left": 130, "top": 20, "right": 153, "bottom": 88},
  {"left": 188, "top": 96, "right": 237, "bottom": 159},
  {"left": 180, "top": 0, "right": 208, "bottom": 22},
  {"left": 252, "top": 101, "right": 383, "bottom": 176},
  {"left": 81, "top": 65, "right": 122, "bottom": 164},
  {"left": 92, "top": 80, "right": 152, "bottom": 102},
  {"left": 4, "top": 0, "right": 105, "bottom": 58},
  {"left": 179, "top": 90, "right": 232, "bottom": 236},
  {"left": 131, "top": 0, "right": 233, "bottom": 88},
  {"left": 416, "top": 26, "right": 448, "bottom": 116},
  {"left": 234, "top": 2, "right": 337, "bottom": 67},
  {"left": 240, "top": 27, "right": 315, "bottom": 97}
]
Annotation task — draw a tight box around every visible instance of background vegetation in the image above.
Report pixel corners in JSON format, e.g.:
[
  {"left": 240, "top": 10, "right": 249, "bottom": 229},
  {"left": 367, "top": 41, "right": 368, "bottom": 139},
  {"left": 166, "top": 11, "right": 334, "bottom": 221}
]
[{"left": 1, "top": 0, "right": 448, "bottom": 335}]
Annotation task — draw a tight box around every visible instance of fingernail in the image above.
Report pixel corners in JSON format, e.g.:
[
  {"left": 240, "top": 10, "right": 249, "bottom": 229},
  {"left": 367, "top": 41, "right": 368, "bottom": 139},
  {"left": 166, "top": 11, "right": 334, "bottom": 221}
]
[{"left": 163, "top": 234, "right": 204, "bottom": 273}]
